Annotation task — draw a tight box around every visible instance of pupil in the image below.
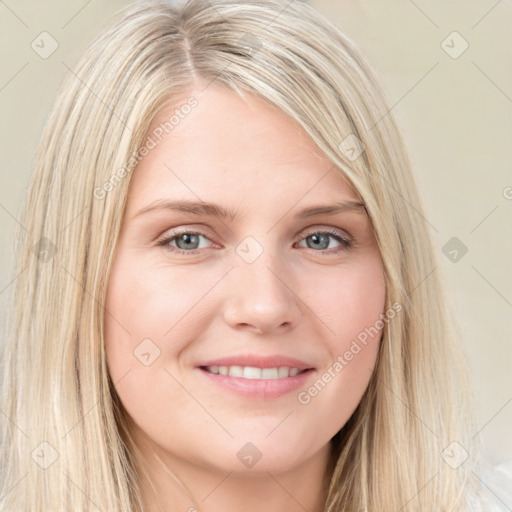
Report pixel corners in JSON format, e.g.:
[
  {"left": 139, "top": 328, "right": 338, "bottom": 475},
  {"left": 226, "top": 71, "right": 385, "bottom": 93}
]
[
  {"left": 310, "top": 234, "right": 328, "bottom": 250},
  {"left": 178, "top": 234, "right": 198, "bottom": 250}
]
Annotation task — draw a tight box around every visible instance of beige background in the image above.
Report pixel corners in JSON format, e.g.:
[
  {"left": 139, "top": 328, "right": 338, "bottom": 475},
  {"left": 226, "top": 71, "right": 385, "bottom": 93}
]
[{"left": 0, "top": 1, "right": 510, "bottom": 464}]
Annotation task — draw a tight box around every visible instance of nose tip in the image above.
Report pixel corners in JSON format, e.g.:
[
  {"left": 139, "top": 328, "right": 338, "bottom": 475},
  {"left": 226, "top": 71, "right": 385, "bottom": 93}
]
[{"left": 222, "top": 260, "right": 301, "bottom": 335}]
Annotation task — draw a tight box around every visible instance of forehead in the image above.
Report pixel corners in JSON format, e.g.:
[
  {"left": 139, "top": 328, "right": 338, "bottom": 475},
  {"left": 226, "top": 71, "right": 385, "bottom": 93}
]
[{"left": 126, "top": 85, "right": 358, "bottom": 211}]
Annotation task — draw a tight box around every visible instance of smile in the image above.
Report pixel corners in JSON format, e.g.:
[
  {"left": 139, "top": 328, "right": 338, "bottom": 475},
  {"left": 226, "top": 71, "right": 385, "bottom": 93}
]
[
  {"left": 198, "top": 366, "right": 314, "bottom": 399},
  {"left": 202, "top": 365, "right": 306, "bottom": 379}
]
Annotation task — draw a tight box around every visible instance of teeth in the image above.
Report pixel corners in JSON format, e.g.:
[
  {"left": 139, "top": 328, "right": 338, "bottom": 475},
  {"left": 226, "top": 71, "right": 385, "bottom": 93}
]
[
  {"left": 229, "top": 365, "right": 244, "bottom": 378},
  {"left": 204, "top": 365, "right": 305, "bottom": 379},
  {"left": 278, "top": 367, "right": 289, "bottom": 378},
  {"left": 261, "top": 368, "right": 276, "bottom": 379},
  {"left": 244, "top": 367, "right": 262, "bottom": 379}
]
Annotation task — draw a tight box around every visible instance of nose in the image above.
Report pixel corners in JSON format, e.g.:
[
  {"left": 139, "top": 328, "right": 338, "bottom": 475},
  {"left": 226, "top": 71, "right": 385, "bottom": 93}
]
[{"left": 222, "top": 249, "right": 302, "bottom": 335}]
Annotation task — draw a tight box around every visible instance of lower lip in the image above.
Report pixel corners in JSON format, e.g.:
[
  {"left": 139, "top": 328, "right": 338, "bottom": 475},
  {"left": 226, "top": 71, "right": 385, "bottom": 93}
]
[{"left": 197, "top": 367, "right": 315, "bottom": 399}]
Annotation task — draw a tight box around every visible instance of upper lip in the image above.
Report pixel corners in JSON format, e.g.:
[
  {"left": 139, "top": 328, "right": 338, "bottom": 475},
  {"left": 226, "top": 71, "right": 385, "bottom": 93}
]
[{"left": 196, "top": 354, "right": 314, "bottom": 371}]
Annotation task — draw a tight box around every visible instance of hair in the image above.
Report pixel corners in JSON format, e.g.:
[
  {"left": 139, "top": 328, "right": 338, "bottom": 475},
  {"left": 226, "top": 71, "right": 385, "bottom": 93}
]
[{"left": 0, "top": 0, "right": 491, "bottom": 510}]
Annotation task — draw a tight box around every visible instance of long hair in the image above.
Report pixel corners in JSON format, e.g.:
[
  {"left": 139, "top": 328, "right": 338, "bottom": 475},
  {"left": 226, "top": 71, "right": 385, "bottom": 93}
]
[{"left": 0, "top": 0, "right": 487, "bottom": 510}]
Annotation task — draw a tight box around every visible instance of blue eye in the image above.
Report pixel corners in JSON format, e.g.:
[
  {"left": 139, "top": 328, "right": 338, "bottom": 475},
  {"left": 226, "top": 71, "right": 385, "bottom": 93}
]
[
  {"left": 297, "top": 229, "right": 353, "bottom": 252},
  {"left": 156, "top": 230, "right": 209, "bottom": 254},
  {"left": 156, "top": 228, "right": 353, "bottom": 256}
]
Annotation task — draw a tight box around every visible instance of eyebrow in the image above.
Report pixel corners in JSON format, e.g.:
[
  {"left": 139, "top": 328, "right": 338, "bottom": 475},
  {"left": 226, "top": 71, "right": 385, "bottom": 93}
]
[{"left": 133, "top": 199, "right": 366, "bottom": 221}]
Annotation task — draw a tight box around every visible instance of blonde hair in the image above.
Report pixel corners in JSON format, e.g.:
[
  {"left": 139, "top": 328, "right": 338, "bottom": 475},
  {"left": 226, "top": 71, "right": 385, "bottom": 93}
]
[{"left": 0, "top": 0, "right": 488, "bottom": 510}]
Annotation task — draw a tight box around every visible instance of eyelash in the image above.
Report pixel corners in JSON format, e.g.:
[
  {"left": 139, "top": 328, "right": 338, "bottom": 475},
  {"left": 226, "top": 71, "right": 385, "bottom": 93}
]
[{"left": 155, "top": 227, "right": 354, "bottom": 256}]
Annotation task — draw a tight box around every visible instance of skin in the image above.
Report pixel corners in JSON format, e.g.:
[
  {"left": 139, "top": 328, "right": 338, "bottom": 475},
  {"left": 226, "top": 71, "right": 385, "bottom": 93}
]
[{"left": 104, "top": 83, "right": 386, "bottom": 512}]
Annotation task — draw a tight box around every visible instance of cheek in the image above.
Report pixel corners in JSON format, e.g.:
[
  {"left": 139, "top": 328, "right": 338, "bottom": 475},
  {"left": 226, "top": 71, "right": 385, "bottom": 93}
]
[
  {"left": 303, "top": 256, "right": 386, "bottom": 349},
  {"left": 104, "top": 255, "right": 191, "bottom": 378},
  {"left": 103, "top": 256, "right": 200, "bottom": 433},
  {"left": 334, "top": 260, "right": 386, "bottom": 374},
  {"left": 103, "top": 253, "right": 228, "bottom": 389},
  {"left": 335, "top": 266, "right": 386, "bottom": 353},
  {"left": 295, "top": 257, "right": 386, "bottom": 413}
]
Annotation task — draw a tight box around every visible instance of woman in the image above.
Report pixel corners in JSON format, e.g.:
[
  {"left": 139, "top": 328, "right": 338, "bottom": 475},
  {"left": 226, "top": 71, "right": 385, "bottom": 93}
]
[{"left": 1, "top": 0, "right": 509, "bottom": 510}]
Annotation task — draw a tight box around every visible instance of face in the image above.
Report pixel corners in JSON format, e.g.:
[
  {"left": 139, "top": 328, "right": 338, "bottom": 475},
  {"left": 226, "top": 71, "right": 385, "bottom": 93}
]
[{"left": 104, "top": 84, "right": 386, "bottom": 477}]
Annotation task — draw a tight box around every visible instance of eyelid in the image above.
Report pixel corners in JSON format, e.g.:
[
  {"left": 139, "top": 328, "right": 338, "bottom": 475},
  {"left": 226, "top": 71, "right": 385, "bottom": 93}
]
[
  {"left": 156, "top": 229, "right": 216, "bottom": 252},
  {"left": 155, "top": 224, "right": 354, "bottom": 254},
  {"left": 298, "top": 226, "right": 353, "bottom": 245}
]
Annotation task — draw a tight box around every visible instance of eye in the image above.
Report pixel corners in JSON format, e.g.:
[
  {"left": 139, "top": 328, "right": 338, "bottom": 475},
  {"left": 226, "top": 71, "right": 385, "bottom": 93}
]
[
  {"left": 156, "top": 230, "right": 213, "bottom": 255},
  {"left": 156, "top": 227, "right": 353, "bottom": 256},
  {"left": 295, "top": 228, "right": 353, "bottom": 253}
]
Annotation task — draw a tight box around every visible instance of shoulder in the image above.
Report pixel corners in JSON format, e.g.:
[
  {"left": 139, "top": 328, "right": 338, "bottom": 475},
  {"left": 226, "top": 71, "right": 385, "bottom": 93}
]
[{"left": 468, "top": 458, "right": 512, "bottom": 511}]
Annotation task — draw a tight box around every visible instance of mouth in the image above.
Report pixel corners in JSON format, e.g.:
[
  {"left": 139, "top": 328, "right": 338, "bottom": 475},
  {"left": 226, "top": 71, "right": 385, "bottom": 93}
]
[
  {"left": 200, "top": 365, "right": 310, "bottom": 379},
  {"left": 195, "top": 355, "right": 315, "bottom": 398}
]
